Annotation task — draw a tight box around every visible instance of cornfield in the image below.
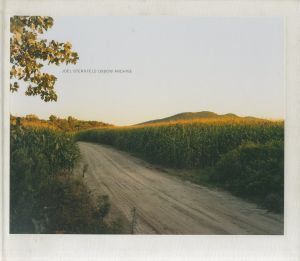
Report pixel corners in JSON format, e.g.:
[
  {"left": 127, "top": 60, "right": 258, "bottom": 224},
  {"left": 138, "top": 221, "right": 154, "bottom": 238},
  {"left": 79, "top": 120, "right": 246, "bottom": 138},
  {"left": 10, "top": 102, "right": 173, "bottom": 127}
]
[
  {"left": 10, "top": 125, "right": 80, "bottom": 175},
  {"left": 76, "top": 118, "right": 284, "bottom": 169},
  {"left": 10, "top": 125, "right": 123, "bottom": 233}
]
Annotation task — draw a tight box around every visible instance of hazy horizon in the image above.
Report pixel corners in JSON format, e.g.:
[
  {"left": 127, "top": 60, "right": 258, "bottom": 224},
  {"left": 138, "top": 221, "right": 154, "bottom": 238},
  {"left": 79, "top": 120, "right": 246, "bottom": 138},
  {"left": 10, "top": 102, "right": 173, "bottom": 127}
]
[
  {"left": 11, "top": 110, "right": 284, "bottom": 126},
  {"left": 10, "top": 16, "right": 284, "bottom": 125}
]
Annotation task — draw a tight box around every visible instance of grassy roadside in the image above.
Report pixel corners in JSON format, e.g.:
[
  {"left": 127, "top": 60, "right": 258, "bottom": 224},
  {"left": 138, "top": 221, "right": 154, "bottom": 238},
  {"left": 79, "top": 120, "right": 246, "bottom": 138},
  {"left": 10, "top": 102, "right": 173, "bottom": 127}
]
[
  {"left": 158, "top": 141, "right": 284, "bottom": 214},
  {"left": 163, "top": 167, "right": 215, "bottom": 188},
  {"left": 10, "top": 125, "right": 124, "bottom": 234}
]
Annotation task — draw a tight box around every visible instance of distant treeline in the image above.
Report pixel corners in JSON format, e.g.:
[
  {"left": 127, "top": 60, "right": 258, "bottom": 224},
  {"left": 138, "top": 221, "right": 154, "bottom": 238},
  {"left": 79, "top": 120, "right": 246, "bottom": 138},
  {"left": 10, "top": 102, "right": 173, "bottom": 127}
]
[{"left": 10, "top": 114, "right": 112, "bottom": 132}]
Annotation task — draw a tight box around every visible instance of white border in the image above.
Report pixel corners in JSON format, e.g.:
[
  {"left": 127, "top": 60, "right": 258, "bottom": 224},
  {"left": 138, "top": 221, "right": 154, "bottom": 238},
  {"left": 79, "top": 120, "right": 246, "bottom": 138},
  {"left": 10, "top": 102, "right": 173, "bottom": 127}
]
[
  {"left": 0, "top": 0, "right": 5, "bottom": 259},
  {"left": 2, "top": 1, "right": 300, "bottom": 261}
]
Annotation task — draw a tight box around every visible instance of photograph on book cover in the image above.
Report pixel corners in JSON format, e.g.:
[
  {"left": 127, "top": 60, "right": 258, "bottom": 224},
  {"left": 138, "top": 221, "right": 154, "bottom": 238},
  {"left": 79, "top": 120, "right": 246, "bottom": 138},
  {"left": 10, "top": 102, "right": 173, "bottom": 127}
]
[
  {"left": 9, "top": 15, "right": 285, "bottom": 235},
  {"left": 2, "top": 0, "right": 300, "bottom": 261}
]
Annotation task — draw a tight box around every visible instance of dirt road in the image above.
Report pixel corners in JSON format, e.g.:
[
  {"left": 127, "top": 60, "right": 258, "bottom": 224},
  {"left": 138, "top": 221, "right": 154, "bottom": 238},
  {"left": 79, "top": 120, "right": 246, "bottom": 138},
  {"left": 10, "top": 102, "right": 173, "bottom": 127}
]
[{"left": 76, "top": 142, "right": 283, "bottom": 235}]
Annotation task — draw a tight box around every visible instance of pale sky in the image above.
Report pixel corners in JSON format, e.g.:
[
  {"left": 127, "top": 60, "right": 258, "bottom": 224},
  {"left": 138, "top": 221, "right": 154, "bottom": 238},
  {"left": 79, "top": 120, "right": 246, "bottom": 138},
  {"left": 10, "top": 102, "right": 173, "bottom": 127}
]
[{"left": 10, "top": 16, "right": 284, "bottom": 125}]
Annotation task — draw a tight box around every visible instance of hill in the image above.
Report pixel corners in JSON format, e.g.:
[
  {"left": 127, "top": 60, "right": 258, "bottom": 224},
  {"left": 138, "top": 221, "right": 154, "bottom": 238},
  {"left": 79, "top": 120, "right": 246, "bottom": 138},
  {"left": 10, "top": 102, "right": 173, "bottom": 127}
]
[{"left": 139, "top": 111, "right": 258, "bottom": 125}]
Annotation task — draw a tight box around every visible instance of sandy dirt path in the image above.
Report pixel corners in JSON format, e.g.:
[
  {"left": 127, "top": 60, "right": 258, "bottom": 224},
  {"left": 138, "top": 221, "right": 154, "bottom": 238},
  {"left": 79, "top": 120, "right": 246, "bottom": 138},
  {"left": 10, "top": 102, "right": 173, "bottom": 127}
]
[{"left": 76, "top": 142, "right": 283, "bottom": 235}]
